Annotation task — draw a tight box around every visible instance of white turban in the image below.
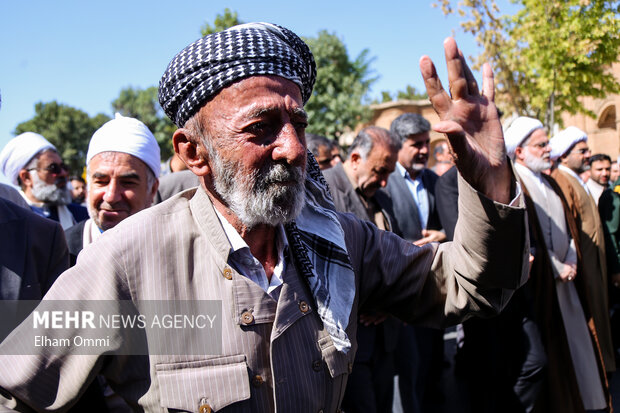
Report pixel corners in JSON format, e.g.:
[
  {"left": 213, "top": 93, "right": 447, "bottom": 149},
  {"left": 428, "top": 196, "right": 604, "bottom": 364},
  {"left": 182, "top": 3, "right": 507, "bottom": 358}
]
[
  {"left": 503, "top": 117, "right": 543, "bottom": 157},
  {"left": 0, "top": 132, "right": 56, "bottom": 185},
  {"left": 86, "top": 113, "right": 161, "bottom": 177},
  {"left": 549, "top": 126, "right": 587, "bottom": 161}
]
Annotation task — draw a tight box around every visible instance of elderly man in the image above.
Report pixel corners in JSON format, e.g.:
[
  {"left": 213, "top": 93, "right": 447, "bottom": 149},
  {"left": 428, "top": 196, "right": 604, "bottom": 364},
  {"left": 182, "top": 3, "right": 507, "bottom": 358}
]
[
  {"left": 507, "top": 117, "right": 609, "bottom": 412},
  {"left": 549, "top": 127, "right": 616, "bottom": 377},
  {"left": 64, "top": 114, "right": 160, "bottom": 266},
  {"left": 586, "top": 154, "right": 612, "bottom": 204},
  {"left": 0, "top": 23, "right": 527, "bottom": 412},
  {"left": 0, "top": 133, "right": 88, "bottom": 229},
  {"left": 322, "top": 126, "right": 402, "bottom": 413}
]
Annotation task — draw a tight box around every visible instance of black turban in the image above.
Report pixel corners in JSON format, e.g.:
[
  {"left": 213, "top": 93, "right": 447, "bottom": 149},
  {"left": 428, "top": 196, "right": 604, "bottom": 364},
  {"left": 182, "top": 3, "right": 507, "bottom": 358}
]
[{"left": 158, "top": 22, "right": 317, "bottom": 127}]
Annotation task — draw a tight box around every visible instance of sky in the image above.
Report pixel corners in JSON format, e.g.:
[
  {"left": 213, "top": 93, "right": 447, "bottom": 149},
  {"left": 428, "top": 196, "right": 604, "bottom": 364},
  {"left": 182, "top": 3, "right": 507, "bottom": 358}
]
[{"left": 0, "top": 0, "right": 489, "bottom": 182}]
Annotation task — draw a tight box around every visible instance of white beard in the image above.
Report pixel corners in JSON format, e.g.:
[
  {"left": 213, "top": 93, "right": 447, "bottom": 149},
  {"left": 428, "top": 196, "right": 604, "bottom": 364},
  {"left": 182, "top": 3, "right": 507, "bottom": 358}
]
[
  {"left": 209, "top": 147, "right": 306, "bottom": 229},
  {"left": 524, "top": 150, "right": 552, "bottom": 173},
  {"left": 31, "top": 173, "right": 72, "bottom": 205}
]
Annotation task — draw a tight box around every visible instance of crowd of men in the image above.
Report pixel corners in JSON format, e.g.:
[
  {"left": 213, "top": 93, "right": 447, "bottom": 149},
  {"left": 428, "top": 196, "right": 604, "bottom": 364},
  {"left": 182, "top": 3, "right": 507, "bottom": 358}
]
[{"left": 0, "top": 21, "right": 616, "bottom": 413}]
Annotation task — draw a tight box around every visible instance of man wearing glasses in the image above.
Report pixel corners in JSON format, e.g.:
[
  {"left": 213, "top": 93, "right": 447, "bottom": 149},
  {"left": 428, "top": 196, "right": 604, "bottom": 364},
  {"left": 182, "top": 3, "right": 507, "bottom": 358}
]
[
  {"left": 550, "top": 126, "right": 617, "bottom": 380},
  {"left": 0, "top": 132, "right": 87, "bottom": 229}
]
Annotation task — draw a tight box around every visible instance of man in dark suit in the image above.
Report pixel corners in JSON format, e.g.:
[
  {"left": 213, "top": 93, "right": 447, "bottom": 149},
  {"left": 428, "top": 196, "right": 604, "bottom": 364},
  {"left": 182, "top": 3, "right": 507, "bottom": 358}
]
[
  {"left": 323, "top": 126, "right": 402, "bottom": 413},
  {"left": 384, "top": 113, "right": 444, "bottom": 245},
  {"left": 0, "top": 196, "right": 68, "bottom": 300},
  {"left": 382, "top": 113, "right": 445, "bottom": 412}
]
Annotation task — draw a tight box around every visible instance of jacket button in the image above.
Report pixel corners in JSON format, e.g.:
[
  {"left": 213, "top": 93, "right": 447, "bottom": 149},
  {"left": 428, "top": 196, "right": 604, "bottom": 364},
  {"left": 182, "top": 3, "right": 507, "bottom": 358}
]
[
  {"left": 199, "top": 404, "right": 212, "bottom": 413},
  {"left": 299, "top": 301, "right": 309, "bottom": 313},
  {"left": 348, "top": 362, "right": 353, "bottom": 374},
  {"left": 252, "top": 374, "right": 264, "bottom": 387},
  {"left": 222, "top": 267, "right": 233, "bottom": 280},
  {"left": 312, "top": 360, "right": 322, "bottom": 372},
  {"left": 241, "top": 311, "right": 254, "bottom": 325}
]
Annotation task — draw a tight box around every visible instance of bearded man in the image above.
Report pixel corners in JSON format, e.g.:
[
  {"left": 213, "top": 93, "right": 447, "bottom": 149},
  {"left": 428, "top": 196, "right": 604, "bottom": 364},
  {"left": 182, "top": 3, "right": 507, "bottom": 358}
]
[
  {"left": 0, "top": 133, "right": 87, "bottom": 229},
  {"left": 550, "top": 127, "right": 616, "bottom": 377},
  {"left": 0, "top": 23, "right": 528, "bottom": 412},
  {"left": 586, "top": 154, "right": 612, "bottom": 205},
  {"left": 65, "top": 114, "right": 160, "bottom": 266}
]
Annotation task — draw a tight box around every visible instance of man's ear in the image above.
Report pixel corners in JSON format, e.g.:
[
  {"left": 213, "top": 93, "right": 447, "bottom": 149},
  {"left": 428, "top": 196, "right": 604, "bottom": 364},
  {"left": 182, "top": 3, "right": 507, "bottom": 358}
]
[
  {"left": 17, "top": 169, "right": 32, "bottom": 188},
  {"left": 349, "top": 152, "right": 361, "bottom": 169},
  {"left": 514, "top": 146, "right": 525, "bottom": 162},
  {"left": 173, "top": 128, "right": 211, "bottom": 177}
]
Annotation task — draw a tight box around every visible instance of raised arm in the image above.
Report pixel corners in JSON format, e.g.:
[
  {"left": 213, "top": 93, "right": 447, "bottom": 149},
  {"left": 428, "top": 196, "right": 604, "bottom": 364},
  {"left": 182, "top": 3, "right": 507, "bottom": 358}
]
[{"left": 420, "top": 38, "right": 512, "bottom": 204}]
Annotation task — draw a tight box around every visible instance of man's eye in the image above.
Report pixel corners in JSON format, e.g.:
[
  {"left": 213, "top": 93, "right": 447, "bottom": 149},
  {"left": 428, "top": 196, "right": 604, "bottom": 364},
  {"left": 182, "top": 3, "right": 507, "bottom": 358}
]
[{"left": 246, "top": 122, "right": 267, "bottom": 134}]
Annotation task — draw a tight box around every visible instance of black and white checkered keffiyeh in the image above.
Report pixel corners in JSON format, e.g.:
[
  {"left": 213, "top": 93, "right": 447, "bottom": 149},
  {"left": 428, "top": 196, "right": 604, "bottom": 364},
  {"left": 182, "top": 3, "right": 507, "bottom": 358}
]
[
  {"left": 285, "top": 153, "right": 356, "bottom": 353},
  {"left": 158, "top": 22, "right": 316, "bottom": 127}
]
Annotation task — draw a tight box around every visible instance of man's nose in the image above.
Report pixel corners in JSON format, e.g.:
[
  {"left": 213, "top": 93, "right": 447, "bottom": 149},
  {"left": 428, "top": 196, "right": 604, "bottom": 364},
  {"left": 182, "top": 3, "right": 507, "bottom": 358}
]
[
  {"left": 272, "top": 124, "right": 306, "bottom": 167},
  {"left": 102, "top": 181, "right": 122, "bottom": 203}
]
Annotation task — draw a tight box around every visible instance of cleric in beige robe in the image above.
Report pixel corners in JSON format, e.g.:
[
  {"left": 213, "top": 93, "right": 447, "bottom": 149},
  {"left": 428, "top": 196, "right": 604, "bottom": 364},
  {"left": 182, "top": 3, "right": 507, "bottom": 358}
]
[{"left": 549, "top": 126, "right": 616, "bottom": 375}]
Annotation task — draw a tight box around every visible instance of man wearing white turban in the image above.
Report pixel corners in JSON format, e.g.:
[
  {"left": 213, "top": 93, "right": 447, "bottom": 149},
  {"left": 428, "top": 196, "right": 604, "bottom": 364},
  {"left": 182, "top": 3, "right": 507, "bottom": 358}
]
[
  {"left": 549, "top": 127, "right": 617, "bottom": 379},
  {"left": 506, "top": 117, "right": 610, "bottom": 411},
  {"left": 64, "top": 114, "right": 160, "bottom": 266},
  {"left": 0, "top": 132, "right": 88, "bottom": 229}
]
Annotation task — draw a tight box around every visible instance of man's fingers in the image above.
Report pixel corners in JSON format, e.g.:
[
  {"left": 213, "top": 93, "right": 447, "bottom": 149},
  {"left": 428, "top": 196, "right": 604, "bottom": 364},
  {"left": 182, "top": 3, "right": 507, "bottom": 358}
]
[
  {"left": 420, "top": 55, "right": 452, "bottom": 116},
  {"left": 444, "top": 38, "right": 468, "bottom": 100},
  {"left": 481, "top": 63, "right": 495, "bottom": 101},
  {"left": 458, "top": 49, "right": 479, "bottom": 96},
  {"left": 432, "top": 120, "right": 465, "bottom": 135}
]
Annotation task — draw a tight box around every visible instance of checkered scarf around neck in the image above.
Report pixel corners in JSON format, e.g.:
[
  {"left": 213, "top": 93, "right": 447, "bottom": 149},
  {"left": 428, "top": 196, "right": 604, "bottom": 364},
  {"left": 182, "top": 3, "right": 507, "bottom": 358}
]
[
  {"left": 284, "top": 152, "right": 356, "bottom": 353},
  {"left": 158, "top": 22, "right": 316, "bottom": 127}
]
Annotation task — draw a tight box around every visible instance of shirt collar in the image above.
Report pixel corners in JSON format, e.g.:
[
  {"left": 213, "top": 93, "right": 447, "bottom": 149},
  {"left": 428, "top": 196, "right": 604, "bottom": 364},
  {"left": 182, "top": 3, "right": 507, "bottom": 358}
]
[{"left": 397, "top": 162, "right": 422, "bottom": 183}]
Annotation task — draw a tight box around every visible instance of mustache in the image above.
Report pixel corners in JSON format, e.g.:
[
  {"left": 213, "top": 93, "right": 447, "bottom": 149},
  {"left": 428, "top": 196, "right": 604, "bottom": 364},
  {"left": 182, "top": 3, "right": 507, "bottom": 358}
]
[{"left": 256, "top": 162, "right": 304, "bottom": 189}]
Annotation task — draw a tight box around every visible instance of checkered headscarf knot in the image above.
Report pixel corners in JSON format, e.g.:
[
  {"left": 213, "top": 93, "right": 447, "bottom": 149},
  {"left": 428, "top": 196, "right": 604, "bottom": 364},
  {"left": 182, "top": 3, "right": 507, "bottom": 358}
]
[{"left": 158, "top": 22, "right": 317, "bottom": 127}]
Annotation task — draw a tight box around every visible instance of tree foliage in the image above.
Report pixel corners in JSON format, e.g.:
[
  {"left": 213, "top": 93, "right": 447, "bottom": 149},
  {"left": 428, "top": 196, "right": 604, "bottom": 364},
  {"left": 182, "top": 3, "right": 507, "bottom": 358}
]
[
  {"left": 201, "top": 8, "right": 242, "bottom": 36},
  {"left": 111, "top": 86, "right": 177, "bottom": 160},
  {"left": 14, "top": 102, "right": 110, "bottom": 175},
  {"left": 434, "top": 0, "right": 620, "bottom": 128},
  {"left": 378, "top": 85, "right": 428, "bottom": 103},
  {"left": 303, "top": 31, "right": 377, "bottom": 139}
]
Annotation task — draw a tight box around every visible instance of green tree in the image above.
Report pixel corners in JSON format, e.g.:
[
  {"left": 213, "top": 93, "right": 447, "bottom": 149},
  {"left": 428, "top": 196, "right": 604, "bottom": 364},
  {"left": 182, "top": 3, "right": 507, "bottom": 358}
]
[
  {"left": 111, "top": 86, "right": 177, "bottom": 160},
  {"left": 14, "top": 102, "right": 110, "bottom": 174},
  {"left": 201, "top": 8, "right": 242, "bottom": 36},
  {"left": 303, "top": 31, "right": 377, "bottom": 138},
  {"left": 378, "top": 85, "right": 428, "bottom": 102},
  {"left": 434, "top": 0, "right": 620, "bottom": 128}
]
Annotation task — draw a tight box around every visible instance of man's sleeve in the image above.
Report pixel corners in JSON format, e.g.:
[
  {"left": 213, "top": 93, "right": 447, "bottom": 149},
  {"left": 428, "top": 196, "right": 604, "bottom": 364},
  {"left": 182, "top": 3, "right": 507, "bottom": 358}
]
[
  {"left": 350, "top": 172, "right": 529, "bottom": 327},
  {"left": 0, "top": 233, "right": 134, "bottom": 412}
]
